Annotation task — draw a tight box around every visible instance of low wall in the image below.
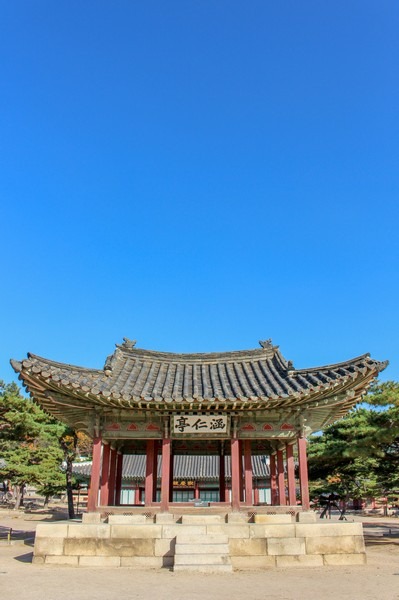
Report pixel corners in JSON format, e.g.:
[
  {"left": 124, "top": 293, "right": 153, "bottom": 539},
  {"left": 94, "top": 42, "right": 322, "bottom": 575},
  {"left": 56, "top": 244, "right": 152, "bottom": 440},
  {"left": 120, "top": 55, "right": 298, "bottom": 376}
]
[{"left": 33, "top": 513, "right": 366, "bottom": 569}]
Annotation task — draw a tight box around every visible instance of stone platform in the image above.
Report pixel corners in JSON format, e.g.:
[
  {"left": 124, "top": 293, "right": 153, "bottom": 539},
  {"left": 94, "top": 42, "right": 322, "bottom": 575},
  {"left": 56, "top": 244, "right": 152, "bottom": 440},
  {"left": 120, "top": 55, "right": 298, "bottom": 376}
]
[{"left": 33, "top": 512, "right": 366, "bottom": 570}]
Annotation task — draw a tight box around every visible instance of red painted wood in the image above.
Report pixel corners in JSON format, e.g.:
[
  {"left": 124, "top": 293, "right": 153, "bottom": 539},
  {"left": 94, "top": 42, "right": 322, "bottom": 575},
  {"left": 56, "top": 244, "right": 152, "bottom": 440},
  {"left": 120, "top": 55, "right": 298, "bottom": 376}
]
[
  {"left": 169, "top": 451, "right": 174, "bottom": 502},
  {"left": 87, "top": 436, "right": 102, "bottom": 512},
  {"left": 100, "top": 443, "right": 111, "bottom": 506},
  {"left": 114, "top": 452, "right": 123, "bottom": 506},
  {"left": 194, "top": 482, "right": 200, "bottom": 500},
  {"left": 219, "top": 453, "right": 227, "bottom": 502},
  {"left": 152, "top": 441, "right": 159, "bottom": 502},
  {"left": 238, "top": 441, "right": 244, "bottom": 502},
  {"left": 160, "top": 438, "right": 171, "bottom": 511},
  {"left": 270, "top": 453, "right": 277, "bottom": 506},
  {"left": 286, "top": 443, "right": 296, "bottom": 506},
  {"left": 254, "top": 486, "right": 259, "bottom": 505},
  {"left": 134, "top": 486, "right": 141, "bottom": 505},
  {"left": 145, "top": 440, "right": 155, "bottom": 506},
  {"left": 298, "top": 437, "right": 310, "bottom": 510},
  {"left": 107, "top": 447, "right": 117, "bottom": 506},
  {"left": 277, "top": 449, "right": 286, "bottom": 505},
  {"left": 231, "top": 438, "right": 241, "bottom": 510},
  {"left": 243, "top": 440, "right": 253, "bottom": 504}
]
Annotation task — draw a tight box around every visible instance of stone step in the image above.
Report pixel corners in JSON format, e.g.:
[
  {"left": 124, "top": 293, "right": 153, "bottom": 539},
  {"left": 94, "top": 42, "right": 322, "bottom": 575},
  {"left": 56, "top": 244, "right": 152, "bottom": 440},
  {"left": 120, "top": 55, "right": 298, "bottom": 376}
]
[
  {"left": 174, "top": 564, "right": 233, "bottom": 573},
  {"left": 175, "top": 543, "right": 229, "bottom": 555},
  {"left": 175, "top": 554, "right": 231, "bottom": 566},
  {"left": 176, "top": 534, "right": 228, "bottom": 545},
  {"left": 181, "top": 515, "right": 224, "bottom": 525}
]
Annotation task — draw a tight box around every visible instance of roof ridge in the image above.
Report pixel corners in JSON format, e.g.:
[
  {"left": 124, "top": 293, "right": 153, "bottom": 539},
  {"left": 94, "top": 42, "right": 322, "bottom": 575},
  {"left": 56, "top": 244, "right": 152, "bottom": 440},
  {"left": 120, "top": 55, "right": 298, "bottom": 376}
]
[{"left": 114, "top": 346, "right": 279, "bottom": 363}]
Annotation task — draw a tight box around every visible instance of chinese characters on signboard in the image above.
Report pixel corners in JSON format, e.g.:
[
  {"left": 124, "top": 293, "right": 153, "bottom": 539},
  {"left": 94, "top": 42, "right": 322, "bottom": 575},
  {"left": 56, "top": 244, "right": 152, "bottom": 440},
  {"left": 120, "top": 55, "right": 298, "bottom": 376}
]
[{"left": 173, "top": 415, "right": 228, "bottom": 435}]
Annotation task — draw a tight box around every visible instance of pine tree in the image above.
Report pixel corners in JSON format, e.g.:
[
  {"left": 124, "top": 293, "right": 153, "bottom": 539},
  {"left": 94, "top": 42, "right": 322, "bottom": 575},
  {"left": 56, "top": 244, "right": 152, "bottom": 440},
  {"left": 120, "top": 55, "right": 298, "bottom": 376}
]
[{"left": 0, "top": 380, "right": 86, "bottom": 516}]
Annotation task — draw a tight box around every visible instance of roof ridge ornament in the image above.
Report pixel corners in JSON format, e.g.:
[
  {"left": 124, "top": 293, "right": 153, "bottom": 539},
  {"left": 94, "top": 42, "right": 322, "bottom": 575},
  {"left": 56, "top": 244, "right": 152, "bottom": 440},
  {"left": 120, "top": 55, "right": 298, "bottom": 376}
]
[
  {"left": 122, "top": 338, "right": 137, "bottom": 349},
  {"left": 259, "top": 339, "right": 274, "bottom": 350}
]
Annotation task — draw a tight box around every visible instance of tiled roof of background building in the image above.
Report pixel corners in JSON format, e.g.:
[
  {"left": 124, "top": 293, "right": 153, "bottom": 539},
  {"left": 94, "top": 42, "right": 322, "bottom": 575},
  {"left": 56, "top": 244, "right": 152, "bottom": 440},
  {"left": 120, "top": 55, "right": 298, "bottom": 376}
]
[{"left": 73, "top": 454, "right": 271, "bottom": 481}]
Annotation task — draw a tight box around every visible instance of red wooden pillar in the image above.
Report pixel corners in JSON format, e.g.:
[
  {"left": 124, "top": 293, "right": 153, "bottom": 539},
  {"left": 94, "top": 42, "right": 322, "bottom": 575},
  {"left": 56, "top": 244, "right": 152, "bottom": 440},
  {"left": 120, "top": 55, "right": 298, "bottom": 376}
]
[
  {"left": 134, "top": 485, "right": 141, "bottom": 505},
  {"left": 238, "top": 441, "right": 244, "bottom": 501},
  {"left": 270, "top": 453, "right": 277, "bottom": 505},
  {"left": 160, "top": 438, "right": 171, "bottom": 511},
  {"left": 100, "top": 442, "right": 111, "bottom": 506},
  {"left": 108, "top": 447, "right": 117, "bottom": 506},
  {"left": 145, "top": 440, "right": 156, "bottom": 506},
  {"left": 298, "top": 436, "right": 310, "bottom": 510},
  {"left": 169, "top": 450, "right": 174, "bottom": 503},
  {"left": 286, "top": 443, "right": 296, "bottom": 506},
  {"left": 243, "top": 440, "right": 253, "bottom": 505},
  {"left": 254, "top": 485, "right": 260, "bottom": 505},
  {"left": 114, "top": 451, "right": 123, "bottom": 506},
  {"left": 219, "top": 452, "right": 227, "bottom": 502},
  {"left": 87, "top": 436, "right": 102, "bottom": 512},
  {"left": 231, "top": 438, "right": 241, "bottom": 511},
  {"left": 277, "top": 448, "right": 286, "bottom": 505},
  {"left": 153, "top": 441, "right": 159, "bottom": 501},
  {"left": 194, "top": 482, "right": 200, "bottom": 500}
]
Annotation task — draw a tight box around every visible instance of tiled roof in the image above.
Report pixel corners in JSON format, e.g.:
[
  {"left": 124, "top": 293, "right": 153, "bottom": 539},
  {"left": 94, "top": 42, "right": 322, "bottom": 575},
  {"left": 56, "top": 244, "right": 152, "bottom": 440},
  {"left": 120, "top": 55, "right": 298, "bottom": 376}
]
[
  {"left": 11, "top": 339, "right": 387, "bottom": 428},
  {"left": 73, "top": 454, "right": 270, "bottom": 481}
]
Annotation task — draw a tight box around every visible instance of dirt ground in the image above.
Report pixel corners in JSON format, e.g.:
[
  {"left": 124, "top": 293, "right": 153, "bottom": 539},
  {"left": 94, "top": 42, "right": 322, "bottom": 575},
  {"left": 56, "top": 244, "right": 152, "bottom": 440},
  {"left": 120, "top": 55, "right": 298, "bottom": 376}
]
[{"left": 1, "top": 509, "right": 399, "bottom": 600}]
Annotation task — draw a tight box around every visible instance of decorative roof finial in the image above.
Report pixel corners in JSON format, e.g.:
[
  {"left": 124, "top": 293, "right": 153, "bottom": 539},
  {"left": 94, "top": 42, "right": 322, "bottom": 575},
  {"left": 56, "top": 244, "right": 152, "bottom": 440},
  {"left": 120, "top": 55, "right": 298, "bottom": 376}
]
[
  {"left": 259, "top": 339, "right": 273, "bottom": 350},
  {"left": 122, "top": 337, "right": 137, "bottom": 349}
]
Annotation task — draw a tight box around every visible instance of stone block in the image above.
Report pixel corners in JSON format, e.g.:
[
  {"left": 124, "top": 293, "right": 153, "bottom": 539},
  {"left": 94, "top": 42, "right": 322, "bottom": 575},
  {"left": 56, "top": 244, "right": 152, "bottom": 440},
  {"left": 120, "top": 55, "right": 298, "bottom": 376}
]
[
  {"left": 161, "top": 525, "right": 206, "bottom": 538},
  {"left": 65, "top": 537, "right": 155, "bottom": 557},
  {"left": 155, "top": 513, "right": 175, "bottom": 524},
  {"left": 35, "top": 524, "right": 68, "bottom": 538},
  {"left": 254, "top": 514, "right": 293, "bottom": 524},
  {"left": 206, "top": 524, "right": 249, "bottom": 538},
  {"left": 181, "top": 515, "right": 224, "bottom": 525},
  {"left": 64, "top": 538, "right": 98, "bottom": 556},
  {"left": 45, "top": 555, "right": 79, "bottom": 566},
  {"left": 249, "top": 524, "right": 296, "bottom": 539},
  {"left": 32, "top": 556, "right": 45, "bottom": 564},
  {"left": 305, "top": 535, "right": 365, "bottom": 555},
  {"left": 296, "top": 512, "right": 317, "bottom": 523},
  {"left": 108, "top": 515, "right": 147, "bottom": 524},
  {"left": 34, "top": 537, "right": 64, "bottom": 557},
  {"left": 120, "top": 556, "right": 164, "bottom": 568},
  {"left": 276, "top": 554, "right": 323, "bottom": 568},
  {"left": 231, "top": 555, "right": 276, "bottom": 570},
  {"left": 110, "top": 524, "right": 162, "bottom": 539},
  {"left": 227, "top": 513, "right": 249, "bottom": 523},
  {"left": 296, "top": 522, "right": 363, "bottom": 538},
  {"left": 79, "top": 556, "right": 121, "bottom": 567},
  {"left": 99, "top": 539, "right": 155, "bottom": 557},
  {"left": 229, "top": 538, "right": 267, "bottom": 556},
  {"left": 323, "top": 553, "right": 367, "bottom": 566},
  {"left": 154, "top": 538, "right": 176, "bottom": 557},
  {"left": 82, "top": 513, "right": 102, "bottom": 524},
  {"left": 267, "top": 537, "right": 305, "bottom": 556},
  {"left": 67, "top": 524, "right": 110, "bottom": 539}
]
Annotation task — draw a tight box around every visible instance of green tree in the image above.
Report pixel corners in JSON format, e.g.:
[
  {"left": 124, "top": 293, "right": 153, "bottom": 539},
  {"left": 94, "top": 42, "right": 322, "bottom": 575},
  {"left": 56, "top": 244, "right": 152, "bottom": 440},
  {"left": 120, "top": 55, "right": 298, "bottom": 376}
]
[
  {"left": 308, "top": 381, "right": 399, "bottom": 509},
  {"left": 0, "top": 381, "right": 89, "bottom": 516}
]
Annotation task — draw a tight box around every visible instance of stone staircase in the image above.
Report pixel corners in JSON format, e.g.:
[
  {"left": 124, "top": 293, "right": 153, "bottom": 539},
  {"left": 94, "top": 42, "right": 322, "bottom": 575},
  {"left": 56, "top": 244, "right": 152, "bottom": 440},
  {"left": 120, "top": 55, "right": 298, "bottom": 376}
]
[
  {"left": 172, "top": 515, "right": 232, "bottom": 572},
  {"left": 173, "top": 533, "right": 232, "bottom": 573}
]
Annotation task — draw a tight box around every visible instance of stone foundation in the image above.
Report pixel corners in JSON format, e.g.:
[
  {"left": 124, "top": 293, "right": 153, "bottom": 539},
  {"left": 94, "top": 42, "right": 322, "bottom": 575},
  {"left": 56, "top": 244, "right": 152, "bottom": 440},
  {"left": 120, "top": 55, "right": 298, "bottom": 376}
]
[{"left": 33, "top": 512, "right": 366, "bottom": 569}]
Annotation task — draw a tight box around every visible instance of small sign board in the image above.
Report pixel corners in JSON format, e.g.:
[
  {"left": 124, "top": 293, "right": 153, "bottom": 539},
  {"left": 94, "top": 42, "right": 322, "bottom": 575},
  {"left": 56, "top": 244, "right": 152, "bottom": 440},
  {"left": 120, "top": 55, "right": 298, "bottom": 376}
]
[{"left": 173, "top": 415, "right": 228, "bottom": 435}]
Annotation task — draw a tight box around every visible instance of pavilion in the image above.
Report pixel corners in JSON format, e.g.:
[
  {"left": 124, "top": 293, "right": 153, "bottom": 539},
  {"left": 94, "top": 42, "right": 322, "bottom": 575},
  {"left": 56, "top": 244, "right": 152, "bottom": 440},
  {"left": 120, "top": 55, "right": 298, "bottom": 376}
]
[{"left": 11, "top": 339, "right": 387, "bottom": 514}]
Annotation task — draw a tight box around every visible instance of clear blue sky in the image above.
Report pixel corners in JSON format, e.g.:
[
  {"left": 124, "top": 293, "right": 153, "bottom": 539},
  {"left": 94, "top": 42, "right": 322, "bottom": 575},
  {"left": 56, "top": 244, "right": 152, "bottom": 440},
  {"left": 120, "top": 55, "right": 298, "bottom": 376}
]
[{"left": 1, "top": 1, "right": 398, "bottom": 386}]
